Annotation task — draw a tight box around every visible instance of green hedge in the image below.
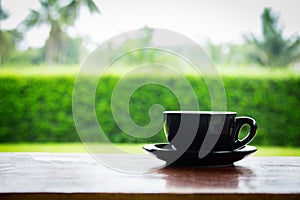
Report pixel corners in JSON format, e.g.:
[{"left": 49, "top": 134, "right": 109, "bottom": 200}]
[{"left": 0, "top": 74, "right": 299, "bottom": 146}]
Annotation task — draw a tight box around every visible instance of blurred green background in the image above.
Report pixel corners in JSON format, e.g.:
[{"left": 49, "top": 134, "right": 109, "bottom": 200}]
[{"left": 0, "top": 1, "right": 300, "bottom": 155}]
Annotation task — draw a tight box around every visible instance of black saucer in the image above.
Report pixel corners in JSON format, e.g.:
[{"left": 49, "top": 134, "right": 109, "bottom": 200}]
[{"left": 142, "top": 143, "right": 257, "bottom": 166}]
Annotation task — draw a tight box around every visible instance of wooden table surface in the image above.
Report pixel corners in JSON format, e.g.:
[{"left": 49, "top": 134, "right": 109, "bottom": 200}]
[{"left": 0, "top": 153, "right": 299, "bottom": 200}]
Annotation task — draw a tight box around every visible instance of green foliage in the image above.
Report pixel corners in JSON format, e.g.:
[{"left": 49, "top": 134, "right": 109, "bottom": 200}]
[
  {"left": 224, "top": 75, "right": 300, "bottom": 146},
  {"left": 205, "top": 42, "right": 251, "bottom": 66},
  {"left": 0, "top": 74, "right": 299, "bottom": 146},
  {"left": 245, "top": 8, "right": 300, "bottom": 67},
  {"left": 6, "top": 48, "right": 45, "bottom": 65},
  {"left": 2, "top": 39, "right": 81, "bottom": 66}
]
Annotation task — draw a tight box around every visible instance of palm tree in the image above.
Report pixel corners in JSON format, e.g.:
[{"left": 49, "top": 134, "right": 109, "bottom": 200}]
[
  {"left": 20, "top": 0, "right": 100, "bottom": 65},
  {"left": 246, "top": 8, "right": 300, "bottom": 67}
]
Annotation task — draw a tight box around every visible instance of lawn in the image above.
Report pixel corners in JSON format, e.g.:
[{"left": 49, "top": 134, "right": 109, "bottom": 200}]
[{"left": 0, "top": 143, "right": 299, "bottom": 156}]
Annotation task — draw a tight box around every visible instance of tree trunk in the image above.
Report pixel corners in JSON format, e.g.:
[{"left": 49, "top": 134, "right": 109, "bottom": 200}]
[{"left": 45, "top": 26, "right": 68, "bottom": 66}]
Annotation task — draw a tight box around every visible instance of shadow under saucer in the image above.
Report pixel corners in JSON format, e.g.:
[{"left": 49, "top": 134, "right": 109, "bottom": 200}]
[{"left": 155, "top": 165, "right": 255, "bottom": 189}]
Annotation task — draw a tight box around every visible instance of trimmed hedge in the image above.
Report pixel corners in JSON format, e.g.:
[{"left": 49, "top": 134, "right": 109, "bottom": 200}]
[{"left": 0, "top": 74, "right": 299, "bottom": 146}]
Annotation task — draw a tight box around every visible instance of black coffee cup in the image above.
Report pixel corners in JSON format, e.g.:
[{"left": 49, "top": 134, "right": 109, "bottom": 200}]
[{"left": 164, "top": 111, "right": 257, "bottom": 152}]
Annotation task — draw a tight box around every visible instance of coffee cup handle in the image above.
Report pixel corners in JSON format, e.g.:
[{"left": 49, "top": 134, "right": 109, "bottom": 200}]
[{"left": 233, "top": 117, "right": 257, "bottom": 149}]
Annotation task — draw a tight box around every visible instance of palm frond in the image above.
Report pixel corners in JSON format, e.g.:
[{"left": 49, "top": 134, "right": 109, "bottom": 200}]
[
  {"left": 286, "top": 37, "right": 300, "bottom": 54},
  {"left": 59, "top": 2, "right": 77, "bottom": 25},
  {"left": 22, "top": 9, "right": 42, "bottom": 29},
  {"left": 0, "top": 6, "right": 9, "bottom": 21},
  {"left": 86, "top": 0, "right": 101, "bottom": 14}
]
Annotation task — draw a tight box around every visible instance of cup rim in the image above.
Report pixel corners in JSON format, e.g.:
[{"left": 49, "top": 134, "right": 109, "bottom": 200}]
[{"left": 163, "top": 111, "right": 237, "bottom": 115}]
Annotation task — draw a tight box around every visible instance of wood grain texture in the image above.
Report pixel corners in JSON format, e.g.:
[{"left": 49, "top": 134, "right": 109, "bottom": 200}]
[{"left": 0, "top": 153, "right": 299, "bottom": 199}]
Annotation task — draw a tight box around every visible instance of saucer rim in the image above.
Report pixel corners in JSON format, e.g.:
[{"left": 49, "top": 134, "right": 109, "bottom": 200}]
[
  {"left": 163, "top": 111, "right": 236, "bottom": 115},
  {"left": 142, "top": 143, "right": 257, "bottom": 154}
]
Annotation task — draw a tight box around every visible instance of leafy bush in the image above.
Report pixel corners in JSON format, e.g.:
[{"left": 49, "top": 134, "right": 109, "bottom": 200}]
[{"left": 0, "top": 74, "right": 299, "bottom": 146}]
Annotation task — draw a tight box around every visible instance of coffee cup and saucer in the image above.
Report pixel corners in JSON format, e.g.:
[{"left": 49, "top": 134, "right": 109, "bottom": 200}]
[{"left": 143, "top": 111, "right": 258, "bottom": 166}]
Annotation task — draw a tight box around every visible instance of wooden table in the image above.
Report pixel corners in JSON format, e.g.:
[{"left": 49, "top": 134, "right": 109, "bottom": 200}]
[{"left": 0, "top": 153, "right": 299, "bottom": 200}]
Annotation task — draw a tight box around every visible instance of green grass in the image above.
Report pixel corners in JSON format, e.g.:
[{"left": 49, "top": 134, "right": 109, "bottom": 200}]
[
  {"left": 0, "top": 143, "right": 144, "bottom": 154},
  {"left": 1, "top": 65, "right": 299, "bottom": 78},
  {"left": 0, "top": 143, "right": 299, "bottom": 156},
  {"left": 217, "top": 64, "right": 300, "bottom": 78},
  {"left": 254, "top": 146, "right": 300, "bottom": 156},
  {"left": 0, "top": 65, "right": 79, "bottom": 77}
]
